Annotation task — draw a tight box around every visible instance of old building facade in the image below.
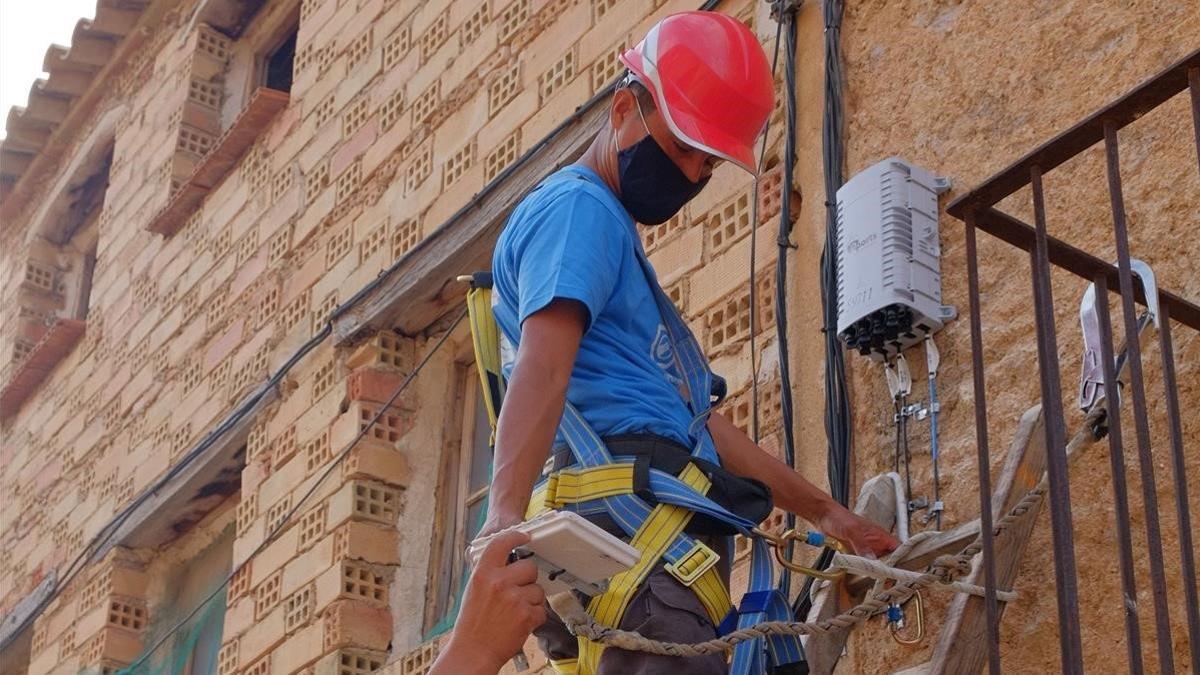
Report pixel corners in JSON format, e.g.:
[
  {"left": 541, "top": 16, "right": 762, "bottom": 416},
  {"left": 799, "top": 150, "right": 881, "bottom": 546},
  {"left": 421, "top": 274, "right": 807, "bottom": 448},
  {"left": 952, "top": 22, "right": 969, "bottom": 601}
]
[{"left": 0, "top": 0, "right": 1196, "bottom": 674}]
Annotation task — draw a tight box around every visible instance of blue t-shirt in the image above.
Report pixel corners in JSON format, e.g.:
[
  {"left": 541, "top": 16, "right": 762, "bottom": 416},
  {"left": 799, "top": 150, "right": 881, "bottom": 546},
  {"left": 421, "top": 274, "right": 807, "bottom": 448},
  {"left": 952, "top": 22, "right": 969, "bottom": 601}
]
[{"left": 492, "top": 165, "right": 694, "bottom": 448}]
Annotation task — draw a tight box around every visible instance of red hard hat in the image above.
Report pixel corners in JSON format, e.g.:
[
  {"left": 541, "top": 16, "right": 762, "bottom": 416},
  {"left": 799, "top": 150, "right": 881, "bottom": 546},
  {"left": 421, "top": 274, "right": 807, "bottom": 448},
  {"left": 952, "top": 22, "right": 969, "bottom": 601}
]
[{"left": 620, "top": 11, "right": 774, "bottom": 175}]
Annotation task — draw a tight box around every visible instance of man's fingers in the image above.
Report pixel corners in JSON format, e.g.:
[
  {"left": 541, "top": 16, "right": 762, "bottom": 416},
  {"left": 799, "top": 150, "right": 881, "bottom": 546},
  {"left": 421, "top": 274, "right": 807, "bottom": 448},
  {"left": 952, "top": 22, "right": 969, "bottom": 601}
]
[
  {"left": 518, "top": 582, "right": 546, "bottom": 607},
  {"left": 499, "top": 558, "right": 540, "bottom": 586},
  {"left": 477, "top": 529, "right": 532, "bottom": 568}
]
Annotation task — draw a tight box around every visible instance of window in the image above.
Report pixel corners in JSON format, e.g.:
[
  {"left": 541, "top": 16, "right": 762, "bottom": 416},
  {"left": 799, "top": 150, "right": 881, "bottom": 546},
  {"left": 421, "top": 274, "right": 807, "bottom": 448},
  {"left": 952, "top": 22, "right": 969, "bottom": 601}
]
[
  {"left": 425, "top": 362, "right": 493, "bottom": 635},
  {"left": 263, "top": 29, "right": 296, "bottom": 93},
  {"left": 150, "top": 523, "right": 233, "bottom": 675}
]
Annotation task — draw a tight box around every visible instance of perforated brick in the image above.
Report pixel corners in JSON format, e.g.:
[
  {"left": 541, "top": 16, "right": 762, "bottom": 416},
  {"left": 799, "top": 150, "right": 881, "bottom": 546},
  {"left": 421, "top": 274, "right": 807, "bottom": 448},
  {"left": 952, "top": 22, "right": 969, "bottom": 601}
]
[
  {"left": 306, "top": 162, "right": 330, "bottom": 203},
  {"left": 313, "top": 291, "right": 338, "bottom": 333},
  {"left": 378, "top": 333, "right": 408, "bottom": 370},
  {"left": 268, "top": 221, "right": 293, "bottom": 262},
  {"left": 182, "top": 358, "right": 203, "bottom": 393},
  {"left": 343, "top": 96, "right": 370, "bottom": 138},
  {"left": 188, "top": 78, "right": 223, "bottom": 109},
  {"left": 412, "top": 82, "right": 440, "bottom": 127},
  {"left": 177, "top": 125, "right": 216, "bottom": 157},
  {"left": 358, "top": 403, "right": 404, "bottom": 443},
  {"left": 229, "top": 563, "right": 252, "bottom": 601},
  {"left": 327, "top": 226, "right": 353, "bottom": 270},
  {"left": 352, "top": 482, "right": 401, "bottom": 525},
  {"left": 212, "top": 359, "right": 232, "bottom": 394},
  {"left": 108, "top": 599, "right": 148, "bottom": 631},
  {"left": 245, "top": 655, "right": 269, "bottom": 675},
  {"left": 236, "top": 227, "right": 260, "bottom": 265},
  {"left": 300, "top": 0, "right": 319, "bottom": 21},
  {"left": 254, "top": 570, "right": 283, "bottom": 618},
  {"left": 391, "top": 217, "right": 419, "bottom": 259},
  {"left": 462, "top": 3, "right": 489, "bottom": 44},
  {"left": 483, "top": 130, "right": 520, "bottom": 182},
  {"left": 22, "top": 259, "right": 57, "bottom": 293},
  {"left": 257, "top": 284, "right": 281, "bottom": 327},
  {"left": 592, "top": 38, "right": 630, "bottom": 92},
  {"left": 210, "top": 226, "right": 233, "bottom": 259},
  {"left": 380, "top": 89, "right": 404, "bottom": 131},
  {"left": 757, "top": 272, "right": 776, "bottom": 332},
  {"left": 704, "top": 288, "right": 752, "bottom": 355},
  {"left": 347, "top": 31, "right": 371, "bottom": 71},
  {"left": 313, "top": 359, "right": 337, "bottom": 401},
  {"left": 382, "top": 25, "right": 411, "bottom": 70},
  {"left": 298, "top": 505, "right": 326, "bottom": 550},
  {"left": 132, "top": 274, "right": 156, "bottom": 306},
  {"left": 488, "top": 61, "right": 521, "bottom": 115},
  {"left": 641, "top": 209, "right": 689, "bottom": 251},
  {"left": 273, "top": 167, "right": 296, "bottom": 202},
  {"left": 443, "top": 141, "right": 475, "bottom": 188},
  {"left": 197, "top": 27, "right": 231, "bottom": 61},
  {"left": 172, "top": 423, "right": 194, "bottom": 461},
  {"left": 32, "top": 622, "right": 48, "bottom": 654},
  {"left": 335, "top": 160, "right": 362, "bottom": 204},
  {"left": 759, "top": 378, "right": 783, "bottom": 435},
  {"left": 81, "top": 571, "right": 112, "bottom": 612},
  {"left": 304, "top": 431, "right": 332, "bottom": 476},
  {"left": 404, "top": 142, "right": 432, "bottom": 193},
  {"left": 706, "top": 190, "right": 753, "bottom": 255},
  {"left": 497, "top": 0, "right": 529, "bottom": 45},
  {"left": 397, "top": 641, "right": 439, "bottom": 675},
  {"left": 247, "top": 422, "right": 268, "bottom": 462},
  {"left": 236, "top": 493, "right": 258, "bottom": 538},
  {"left": 217, "top": 639, "right": 238, "bottom": 675},
  {"left": 594, "top": 0, "right": 619, "bottom": 21},
  {"left": 539, "top": 49, "right": 575, "bottom": 102},
  {"left": 418, "top": 11, "right": 449, "bottom": 63},
  {"left": 314, "top": 94, "right": 336, "bottom": 128},
  {"left": 317, "top": 44, "right": 335, "bottom": 73},
  {"left": 60, "top": 624, "right": 77, "bottom": 658},
  {"left": 283, "top": 289, "right": 311, "bottom": 332},
  {"left": 340, "top": 560, "right": 387, "bottom": 602},
  {"left": 359, "top": 223, "right": 387, "bottom": 261},
  {"left": 265, "top": 495, "right": 292, "bottom": 534},
  {"left": 282, "top": 584, "right": 315, "bottom": 635}
]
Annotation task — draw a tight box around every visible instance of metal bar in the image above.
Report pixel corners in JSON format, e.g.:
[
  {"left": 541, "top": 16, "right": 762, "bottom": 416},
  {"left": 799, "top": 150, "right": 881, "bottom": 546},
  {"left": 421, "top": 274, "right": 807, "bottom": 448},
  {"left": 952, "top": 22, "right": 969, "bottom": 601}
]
[
  {"left": 1091, "top": 273, "right": 1145, "bottom": 674},
  {"left": 1103, "top": 121, "right": 1176, "bottom": 674},
  {"left": 1190, "top": 66, "right": 1200, "bottom": 177},
  {"left": 968, "top": 207, "right": 1200, "bottom": 332},
  {"left": 1028, "top": 166, "right": 1084, "bottom": 674},
  {"left": 947, "top": 49, "right": 1200, "bottom": 213},
  {"left": 1156, "top": 302, "right": 1200, "bottom": 673},
  {"left": 964, "top": 212, "right": 1002, "bottom": 675}
]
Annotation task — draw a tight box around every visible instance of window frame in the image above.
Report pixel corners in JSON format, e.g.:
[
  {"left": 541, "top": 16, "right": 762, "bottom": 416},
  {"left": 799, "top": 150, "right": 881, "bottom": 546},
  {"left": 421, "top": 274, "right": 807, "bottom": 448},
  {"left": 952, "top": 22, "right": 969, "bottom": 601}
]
[{"left": 424, "top": 353, "right": 494, "bottom": 636}]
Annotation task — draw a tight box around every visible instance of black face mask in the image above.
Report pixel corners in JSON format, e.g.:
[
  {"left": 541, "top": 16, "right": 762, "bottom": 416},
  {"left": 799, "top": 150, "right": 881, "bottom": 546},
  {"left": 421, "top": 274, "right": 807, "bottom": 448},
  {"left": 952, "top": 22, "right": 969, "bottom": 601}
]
[{"left": 615, "top": 102, "right": 709, "bottom": 225}]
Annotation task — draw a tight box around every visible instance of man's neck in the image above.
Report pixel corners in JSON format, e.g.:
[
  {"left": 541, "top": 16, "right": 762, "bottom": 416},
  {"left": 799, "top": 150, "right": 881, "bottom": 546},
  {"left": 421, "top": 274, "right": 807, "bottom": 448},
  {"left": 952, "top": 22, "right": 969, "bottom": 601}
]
[{"left": 577, "top": 130, "right": 621, "bottom": 197}]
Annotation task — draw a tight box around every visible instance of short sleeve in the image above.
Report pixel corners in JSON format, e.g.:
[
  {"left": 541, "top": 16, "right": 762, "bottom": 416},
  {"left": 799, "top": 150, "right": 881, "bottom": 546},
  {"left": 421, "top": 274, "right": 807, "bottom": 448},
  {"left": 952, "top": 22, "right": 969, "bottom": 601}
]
[{"left": 506, "top": 189, "right": 629, "bottom": 330}]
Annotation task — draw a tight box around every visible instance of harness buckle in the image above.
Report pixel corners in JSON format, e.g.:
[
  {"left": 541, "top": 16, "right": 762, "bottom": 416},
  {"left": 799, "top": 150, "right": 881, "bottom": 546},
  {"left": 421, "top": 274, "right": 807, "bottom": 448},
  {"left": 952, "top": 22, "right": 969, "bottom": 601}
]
[{"left": 664, "top": 540, "right": 720, "bottom": 586}]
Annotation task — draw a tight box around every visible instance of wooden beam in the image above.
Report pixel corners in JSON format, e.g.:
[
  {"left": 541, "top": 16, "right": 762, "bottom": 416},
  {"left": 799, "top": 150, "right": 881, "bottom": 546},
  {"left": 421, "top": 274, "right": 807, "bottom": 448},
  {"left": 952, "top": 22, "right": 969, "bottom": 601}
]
[
  {"left": 802, "top": 473, "right": 900, "bottom": 675},
  {"left": 332, "top": 94, "right": 610, "bottom": 342},
  {"left": 96, "top": 382, "right": 276, "bottom": 555},
  {"left": 922, "top": 405, "right": 1049, "bottom": 675}
]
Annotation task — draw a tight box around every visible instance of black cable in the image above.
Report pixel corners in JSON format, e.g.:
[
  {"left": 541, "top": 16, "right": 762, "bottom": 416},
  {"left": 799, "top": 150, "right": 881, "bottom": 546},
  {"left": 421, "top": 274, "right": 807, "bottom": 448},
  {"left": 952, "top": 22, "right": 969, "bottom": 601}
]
[
  {"left": 773, "top": 0, "right": 801, "bottom": 600},
  {"left": 793, "top": 0, "right": 849, "bottom": 620},
  {"left": 124, "top": 310, "right": 467, "bottom": 672}
]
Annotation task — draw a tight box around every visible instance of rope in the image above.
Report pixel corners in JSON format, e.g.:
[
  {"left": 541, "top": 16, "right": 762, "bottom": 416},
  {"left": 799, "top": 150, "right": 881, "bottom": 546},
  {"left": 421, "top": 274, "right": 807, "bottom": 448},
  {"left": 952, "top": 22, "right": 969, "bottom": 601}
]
[{"left": 547, "top": 406, "right": 1106, "bottom": 658}]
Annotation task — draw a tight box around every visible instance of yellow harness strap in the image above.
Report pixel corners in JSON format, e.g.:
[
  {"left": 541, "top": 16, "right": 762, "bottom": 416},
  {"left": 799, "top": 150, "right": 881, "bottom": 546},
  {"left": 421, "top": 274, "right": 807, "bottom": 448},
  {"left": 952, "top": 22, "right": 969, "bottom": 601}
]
[
  {"left": 465, "top": 282, "right": 504, "bottom": 441},
  {"left": 578, "top": 463, "right": 730, "bottom": 672}
]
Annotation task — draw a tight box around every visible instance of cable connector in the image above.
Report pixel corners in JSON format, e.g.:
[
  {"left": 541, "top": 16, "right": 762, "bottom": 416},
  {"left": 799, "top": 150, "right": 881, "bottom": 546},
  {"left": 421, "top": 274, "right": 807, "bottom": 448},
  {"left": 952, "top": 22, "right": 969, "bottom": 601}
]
[{"left": 770, "top": 0, "right": 803, "bottom": 22}]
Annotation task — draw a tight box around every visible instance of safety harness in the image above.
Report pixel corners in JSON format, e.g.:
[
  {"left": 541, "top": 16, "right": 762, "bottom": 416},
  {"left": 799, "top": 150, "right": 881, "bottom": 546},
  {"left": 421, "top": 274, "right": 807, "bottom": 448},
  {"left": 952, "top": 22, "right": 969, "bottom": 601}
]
[{"left": 463, "top": 174, "right": 804, "bottom": 674}]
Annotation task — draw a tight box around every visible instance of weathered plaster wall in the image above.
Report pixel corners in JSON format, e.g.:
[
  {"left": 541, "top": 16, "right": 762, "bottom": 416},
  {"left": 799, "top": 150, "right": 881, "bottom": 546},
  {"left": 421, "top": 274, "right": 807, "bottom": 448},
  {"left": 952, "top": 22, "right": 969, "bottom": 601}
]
[{"left": 824, "top": 1, "right": 1199, "bottom": 672}]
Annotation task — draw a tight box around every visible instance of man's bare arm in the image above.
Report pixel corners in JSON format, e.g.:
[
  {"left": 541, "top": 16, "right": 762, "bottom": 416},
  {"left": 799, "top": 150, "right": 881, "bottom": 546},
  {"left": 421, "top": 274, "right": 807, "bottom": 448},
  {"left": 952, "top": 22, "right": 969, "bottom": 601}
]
[
  {"left": 479, "top": 299, "right": 588, "bottom": 536},
  {"left": 708, "top": 412, "right": 898, "bottom": 558}
]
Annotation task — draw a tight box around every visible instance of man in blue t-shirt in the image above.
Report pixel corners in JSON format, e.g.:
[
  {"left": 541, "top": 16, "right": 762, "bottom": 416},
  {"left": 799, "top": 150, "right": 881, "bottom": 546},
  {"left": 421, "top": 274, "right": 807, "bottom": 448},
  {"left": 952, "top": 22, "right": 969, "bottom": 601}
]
[{"left": 479, "top": 12, "right": 898, "bottom": 674}]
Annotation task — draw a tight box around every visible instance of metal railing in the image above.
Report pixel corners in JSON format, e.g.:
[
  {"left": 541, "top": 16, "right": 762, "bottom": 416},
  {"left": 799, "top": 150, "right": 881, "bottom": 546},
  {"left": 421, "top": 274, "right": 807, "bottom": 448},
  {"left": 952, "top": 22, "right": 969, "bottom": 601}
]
[{"left": 945, "top": 49, "right": 1200, "bottom": 674}]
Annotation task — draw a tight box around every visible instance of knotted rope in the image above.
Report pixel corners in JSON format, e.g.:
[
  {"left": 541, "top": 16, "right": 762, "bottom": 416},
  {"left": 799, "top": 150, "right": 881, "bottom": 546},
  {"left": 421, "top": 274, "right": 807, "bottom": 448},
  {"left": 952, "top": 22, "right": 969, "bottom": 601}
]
[{"left": 547, "top": 406, "right": 1105, "bottom": 657}]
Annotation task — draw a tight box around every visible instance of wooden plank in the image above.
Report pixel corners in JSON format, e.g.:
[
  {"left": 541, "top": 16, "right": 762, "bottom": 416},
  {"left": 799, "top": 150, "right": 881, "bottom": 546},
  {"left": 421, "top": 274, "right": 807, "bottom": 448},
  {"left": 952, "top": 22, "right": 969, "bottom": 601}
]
[
  {"left": 332, "top": 93, "right": 610, "bottom": 342},
  {"left": 802, "top": 473, "right": 900, "bottom": 675},
  {"left": 923, "top": 404, "right": 1049, "bottom": 675},
  {"left": 96, "top": 381, "right": 277, "bottom": 554}
]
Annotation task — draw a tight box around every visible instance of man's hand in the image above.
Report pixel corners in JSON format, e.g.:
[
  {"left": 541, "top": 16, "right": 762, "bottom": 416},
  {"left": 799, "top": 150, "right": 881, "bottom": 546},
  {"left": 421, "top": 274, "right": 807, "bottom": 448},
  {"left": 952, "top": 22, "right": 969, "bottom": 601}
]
[
  {"left": 431, "top": 530, "right": 547, "bottom": 675},
  {"left": 817, "top": 507, "right": 900, "bottom": 559}
]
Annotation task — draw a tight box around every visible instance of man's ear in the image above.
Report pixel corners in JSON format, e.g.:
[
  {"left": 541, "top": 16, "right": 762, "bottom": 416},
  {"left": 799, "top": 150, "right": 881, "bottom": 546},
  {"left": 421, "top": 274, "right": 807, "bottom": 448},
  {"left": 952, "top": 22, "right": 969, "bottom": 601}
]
[{"left": 608, "top": 87, "right": 635, "bottom": 135}]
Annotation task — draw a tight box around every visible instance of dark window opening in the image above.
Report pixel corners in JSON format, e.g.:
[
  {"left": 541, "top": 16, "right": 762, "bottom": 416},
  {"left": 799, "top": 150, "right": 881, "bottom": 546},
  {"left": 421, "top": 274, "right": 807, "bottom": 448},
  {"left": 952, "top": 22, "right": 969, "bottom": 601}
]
[{"left": 265, "top": 29, "right": 296, "bottom": 93}]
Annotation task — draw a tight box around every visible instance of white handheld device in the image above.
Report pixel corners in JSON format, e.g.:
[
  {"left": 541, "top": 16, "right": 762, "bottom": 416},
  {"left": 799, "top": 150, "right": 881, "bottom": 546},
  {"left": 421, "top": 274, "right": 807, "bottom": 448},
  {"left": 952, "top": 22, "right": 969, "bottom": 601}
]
[{"left": 468, "top": 511, "right": 639, "bottom": 595}]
